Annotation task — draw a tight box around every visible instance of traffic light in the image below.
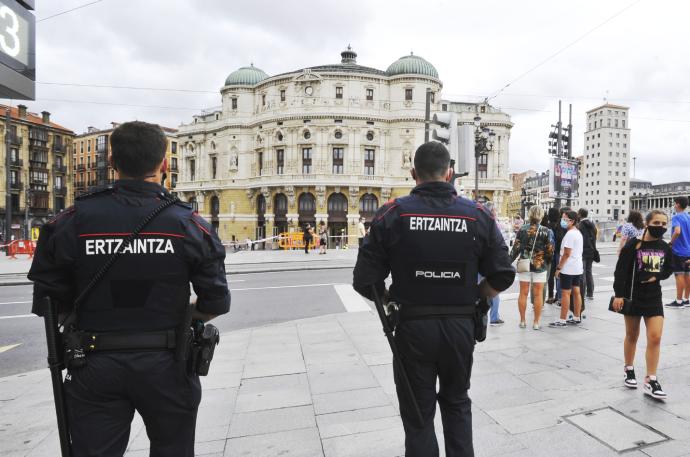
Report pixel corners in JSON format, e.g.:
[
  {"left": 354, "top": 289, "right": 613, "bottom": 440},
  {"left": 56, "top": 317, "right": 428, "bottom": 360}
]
[
  {"left": 548, "top": 128, "right": 570, "bottom": 157},
  {"left": 431, "top": 112, "right": 471, "bottom": 176}
]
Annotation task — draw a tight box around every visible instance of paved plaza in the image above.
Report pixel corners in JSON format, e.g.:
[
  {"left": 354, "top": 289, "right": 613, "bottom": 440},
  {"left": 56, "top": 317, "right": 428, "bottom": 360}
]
[{"left": 2, "top": 272, "right": 689, "bottom": 456}]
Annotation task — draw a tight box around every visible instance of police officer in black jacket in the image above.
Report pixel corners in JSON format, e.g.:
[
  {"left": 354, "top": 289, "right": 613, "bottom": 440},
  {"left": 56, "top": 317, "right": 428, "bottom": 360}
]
[
  {"left": 28, "top": 121, "right": 231, "bottom": 457},
  {"left": 353, "top": 141, "right": 515, "bottom": 457}
]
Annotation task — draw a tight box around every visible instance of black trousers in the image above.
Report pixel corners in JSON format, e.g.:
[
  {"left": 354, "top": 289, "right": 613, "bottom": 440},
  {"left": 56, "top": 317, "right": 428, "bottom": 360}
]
[
  {"left": 547, "top": 253, "right": 559, "bottom": 299},
  {"left": 394, "top": 317, "right": 475, "bottom": 457},
  {"left": 64, "top": 351, "right": 201, "bottom": 457},
  {"left": 582, "top": 257, "right": 594, "bottom": 298}
]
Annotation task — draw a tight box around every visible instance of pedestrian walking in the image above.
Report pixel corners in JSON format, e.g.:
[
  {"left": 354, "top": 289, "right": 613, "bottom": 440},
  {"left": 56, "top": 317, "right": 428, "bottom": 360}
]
[
  {"left": 357, "top": 217, "right": 367, "bottom": 248},
  {"left": 510, "top": 205, "right": 554, "bottom": 330},
  {"left": 28, "top": 121, "right": 231, "bottom": 456},
  {"left": 545, "top": 208, "right": 561, "bottom": 304},
  {"left": 666, "top": 196, "right": 690, "bottom": 309},
  {"left": 618, "top": 211, "right": 645, "bottom": 255},
  {"left": 318, "top": 221, "right": 328, "bottom": 255},
  {"left": 612, "top": 210, "right": 672, "bottom": 399},
  {"left": 578, "top": 208, "right": 598, "bottom": 300},
  {"left": 484, "top": 201, "right": 507, "bottom": 326},
  {"left": 550, "top": 210, "right": 584, "bottom": 327},
  {"left": 353, "top": 141, "right": 515, "bottom": 457},
  {"left": 303, "top": 223, "right": 313, "bottom": 254}
]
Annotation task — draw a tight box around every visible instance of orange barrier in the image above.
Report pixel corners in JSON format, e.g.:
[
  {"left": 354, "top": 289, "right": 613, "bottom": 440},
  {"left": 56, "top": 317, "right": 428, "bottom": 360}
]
[
  {"left": 277, "top": 232, "right": 317, "bottom": 250},
  {"left": 5, "top": 239, "right": 36, "bottom": 259}
]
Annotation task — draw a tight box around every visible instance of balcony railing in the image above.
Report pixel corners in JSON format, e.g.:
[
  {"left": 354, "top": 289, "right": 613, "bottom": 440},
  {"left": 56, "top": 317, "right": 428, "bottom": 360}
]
[
  {"left": 76, "top": 164, "right": 86, "bottom": 171},
  {"left": 54, "top": 186, "right": 67, "bottom": 196},
  {"left": 9, "top": 157, "right": 23, "bottom": 167},
  {"left": 52, "top": 164, "right": 67, "bottom": 174},
  {"left": 52, "top": 143, "right": 64, "bottom": 153},
  {"left": 29, "top": 163, "right": 49, "bottom": 172},
  {"left": 29, "top": 140, "right": 48, "bottom": 151},
  {"left": 10, "top": 179, "right": 22, "bottom": 189},
  {"left": 170, "top": 164, "right": 179, "bottom": 172}
]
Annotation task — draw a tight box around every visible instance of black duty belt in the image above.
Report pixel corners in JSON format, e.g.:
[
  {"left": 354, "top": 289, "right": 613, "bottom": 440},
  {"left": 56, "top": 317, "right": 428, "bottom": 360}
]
[
  {"left": 400, "top": 304, "right": 476, "bottom": 321},
  {"left": 81, "top": 329, "right": 178, "bottom": 352}
]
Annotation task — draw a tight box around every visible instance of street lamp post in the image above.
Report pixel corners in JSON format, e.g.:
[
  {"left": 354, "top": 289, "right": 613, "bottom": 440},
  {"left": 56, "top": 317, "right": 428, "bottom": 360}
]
[{"left": 472, "top": 115, "right": 496, "bottom": 202}]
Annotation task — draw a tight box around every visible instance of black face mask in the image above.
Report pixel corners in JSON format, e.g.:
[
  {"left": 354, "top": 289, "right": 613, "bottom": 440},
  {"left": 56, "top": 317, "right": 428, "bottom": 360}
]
[{"left": 647, "top": 226, "right": 667, "bottom": 239}]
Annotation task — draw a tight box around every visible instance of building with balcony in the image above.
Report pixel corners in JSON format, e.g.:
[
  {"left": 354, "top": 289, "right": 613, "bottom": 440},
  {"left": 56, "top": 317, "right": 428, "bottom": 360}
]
[
  {"left": 72, "top": 123, "right": 179, "bottom": 198},
  {"left": 1, "top": 104, "right": 75, "bottom": 240},
  {"left": 175, "top": 47, "right": 514, "bottom": 243},
  {"left": 523, "top": 171, "right": 553, "bottom": 214},
  {"left": 505, "top": 170, "right": 537, "bottom": 218},
  {"left": 582, "top": 103, "right": 631, "bottom": 222}
]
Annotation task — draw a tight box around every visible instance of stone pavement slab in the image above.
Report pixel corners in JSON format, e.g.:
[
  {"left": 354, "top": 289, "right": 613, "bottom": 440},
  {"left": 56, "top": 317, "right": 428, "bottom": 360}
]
[{"left": 2, "top": 289, "right": 690, "bottom": 456}]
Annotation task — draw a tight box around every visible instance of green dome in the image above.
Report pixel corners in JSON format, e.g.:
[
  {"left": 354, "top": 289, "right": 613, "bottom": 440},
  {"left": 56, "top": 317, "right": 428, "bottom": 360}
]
[
  {"left": 386, "top": 53, "right": 438, "bottom": 79},
  {"left": 224, "top": 64, "right": 269, "bottom": 86}
]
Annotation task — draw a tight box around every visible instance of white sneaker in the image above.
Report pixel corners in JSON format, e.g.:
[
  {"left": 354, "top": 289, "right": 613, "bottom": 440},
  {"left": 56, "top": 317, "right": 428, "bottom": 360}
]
[
  {"left": 643, "top": 378, "right": 667, "bottom": 400},
  {"left": 624, "top": 367, "right": 637, "bottom": 388}
]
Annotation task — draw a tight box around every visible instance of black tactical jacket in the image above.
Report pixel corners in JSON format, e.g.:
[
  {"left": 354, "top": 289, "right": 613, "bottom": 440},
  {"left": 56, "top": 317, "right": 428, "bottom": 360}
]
[
  {"left": 353, "top": 181, "right": 515, "bottom": 316},
  {"left": 28, "top": 180, "right": 230, "bottom": 332}
]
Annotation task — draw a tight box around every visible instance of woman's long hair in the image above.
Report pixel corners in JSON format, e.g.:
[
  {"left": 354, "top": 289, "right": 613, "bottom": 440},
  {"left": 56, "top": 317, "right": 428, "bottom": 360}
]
[{"left": 627, "top": 210, "right": 644, "bottom": 230}]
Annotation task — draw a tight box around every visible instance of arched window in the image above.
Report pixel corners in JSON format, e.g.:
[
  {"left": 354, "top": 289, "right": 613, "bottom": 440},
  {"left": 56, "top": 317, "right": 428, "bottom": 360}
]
[
  {"left": 210, "top": 196, "right": 220, "bottom": 216},
  {"left": 298, "top": 193, "right": 316, "bottom": 213},
  {"left": 328, "top": 193, "right": 348, "bottom": 213},
  {"left": 359, "top": 194, "right": 378, "bottom": 213},
  {"left": 257, "top": 194, "right": 266, "bottom": 215},
  {"left": 274, "top": 193, "right": 287, "bottom": 215}
]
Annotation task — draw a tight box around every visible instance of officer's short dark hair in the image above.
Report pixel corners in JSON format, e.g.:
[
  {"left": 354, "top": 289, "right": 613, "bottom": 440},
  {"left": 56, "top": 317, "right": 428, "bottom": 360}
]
[
  {"left": 675, "top": 196, "right": 688, "bottom": 209},
  {"left": 110, "top": 121, "right": 167, "bottom": 178},
  {"left": 578, "top": 208, "right": 588, "bottom": 219},
  {"left": 413, "top": 141, "right": 450, "bottom": 181}
]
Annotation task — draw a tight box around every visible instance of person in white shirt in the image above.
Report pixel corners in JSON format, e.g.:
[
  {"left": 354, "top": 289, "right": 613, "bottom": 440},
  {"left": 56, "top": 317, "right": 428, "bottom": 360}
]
[
  {"left": 550, "top": 210, "right": 584, "bottom": 327},
  {"left": 357, "top": 217, "right": 366, "bottom": 248}
]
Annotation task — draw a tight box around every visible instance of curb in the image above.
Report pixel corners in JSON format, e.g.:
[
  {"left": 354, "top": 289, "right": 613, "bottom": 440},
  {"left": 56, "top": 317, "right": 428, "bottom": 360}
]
[{"left": 0, "top": 263, "right": 357, "bottom": 286}]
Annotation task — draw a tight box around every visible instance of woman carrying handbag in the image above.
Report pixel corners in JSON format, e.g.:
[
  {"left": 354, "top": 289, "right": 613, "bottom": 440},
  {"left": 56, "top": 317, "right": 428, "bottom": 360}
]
[
  {"left": 510, "top": 206, "right": 555, "bottom": 330},
  {"left": 612, "top": 210, "right": 673, "bottom": 400}
]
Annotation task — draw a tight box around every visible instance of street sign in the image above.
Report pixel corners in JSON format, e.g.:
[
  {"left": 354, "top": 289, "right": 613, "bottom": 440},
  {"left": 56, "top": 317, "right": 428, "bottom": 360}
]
[{"left": 0, "top": 0, "right": 35, "bottom": 100}]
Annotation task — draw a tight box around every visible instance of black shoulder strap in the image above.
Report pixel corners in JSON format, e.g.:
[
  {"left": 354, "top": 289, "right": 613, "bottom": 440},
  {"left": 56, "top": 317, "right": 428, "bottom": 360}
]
[{"left": 63, "top": 195, "right": 180, "bottom": 325}]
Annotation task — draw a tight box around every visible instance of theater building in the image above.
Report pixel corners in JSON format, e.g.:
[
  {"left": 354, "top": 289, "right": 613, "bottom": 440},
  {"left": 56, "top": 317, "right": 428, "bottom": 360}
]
[{"left": 175, "top": 47, "right": 513, "bottom": 245}]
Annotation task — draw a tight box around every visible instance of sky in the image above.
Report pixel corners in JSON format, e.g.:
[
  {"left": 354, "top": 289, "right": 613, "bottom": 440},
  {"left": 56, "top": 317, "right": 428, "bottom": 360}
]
[{"left": 5, "top": 0, "right": 689, "bottom": 184}]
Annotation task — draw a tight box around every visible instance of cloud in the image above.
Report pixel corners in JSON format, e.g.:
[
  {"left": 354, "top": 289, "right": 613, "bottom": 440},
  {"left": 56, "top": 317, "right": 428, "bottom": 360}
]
[{"left": 5, "top": 0, "right": 687, "bottom": 185}]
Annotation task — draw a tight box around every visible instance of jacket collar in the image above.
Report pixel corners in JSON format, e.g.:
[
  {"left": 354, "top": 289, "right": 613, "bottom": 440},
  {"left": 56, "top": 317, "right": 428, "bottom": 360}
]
[
  {"left": 113, "top": 179, "right": 168, "bottom": 197},
  {"left": 410, "top": 181, "right": 457, "bottom": 197}
]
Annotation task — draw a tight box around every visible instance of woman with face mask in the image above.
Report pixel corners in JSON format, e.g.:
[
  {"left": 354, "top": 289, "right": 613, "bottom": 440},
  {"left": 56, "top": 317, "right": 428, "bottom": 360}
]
[
  {"left": 550, "top": 210, "right": 584, "bottom": 327},
  {"left": 612, "top": 210, "right": 673, "bottom": 400}
]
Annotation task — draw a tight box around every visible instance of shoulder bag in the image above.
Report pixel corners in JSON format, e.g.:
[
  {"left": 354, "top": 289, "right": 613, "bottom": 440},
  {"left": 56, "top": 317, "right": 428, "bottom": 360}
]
[
  {"left": 517, "top": 225, "right": 541, "bottom": 274},
  {"left": 609, "top": 244, "right": 637, "bottom": 314}
]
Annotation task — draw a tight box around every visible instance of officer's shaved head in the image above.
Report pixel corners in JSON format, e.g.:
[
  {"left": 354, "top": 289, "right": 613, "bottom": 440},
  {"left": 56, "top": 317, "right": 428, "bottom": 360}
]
[
  {"left": 413, "top": 141, "right": 451, "bottom": 182},
  {"left": 111, "top": 121, "right": 167, "bottom": 178}
]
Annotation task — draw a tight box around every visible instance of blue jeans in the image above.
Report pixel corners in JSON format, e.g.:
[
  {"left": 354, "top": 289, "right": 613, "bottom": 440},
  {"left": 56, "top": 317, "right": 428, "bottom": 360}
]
[{"left": 489, "top": 295, "right": 500, "bottom": 322}]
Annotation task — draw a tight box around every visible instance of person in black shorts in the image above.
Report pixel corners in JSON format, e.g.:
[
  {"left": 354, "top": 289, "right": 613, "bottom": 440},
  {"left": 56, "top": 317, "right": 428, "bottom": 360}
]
[
  {"left": 318, "top": 221, "right": 328, "bottom": 255},
  {"left": 612, "top": 209, "right": 673, "bottom": 400}
]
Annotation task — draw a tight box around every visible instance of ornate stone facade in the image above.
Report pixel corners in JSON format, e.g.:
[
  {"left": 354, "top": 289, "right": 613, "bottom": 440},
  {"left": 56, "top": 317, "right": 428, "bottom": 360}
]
[{"left": 175, "top": 48, "right": 513, "bottom": 244}]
